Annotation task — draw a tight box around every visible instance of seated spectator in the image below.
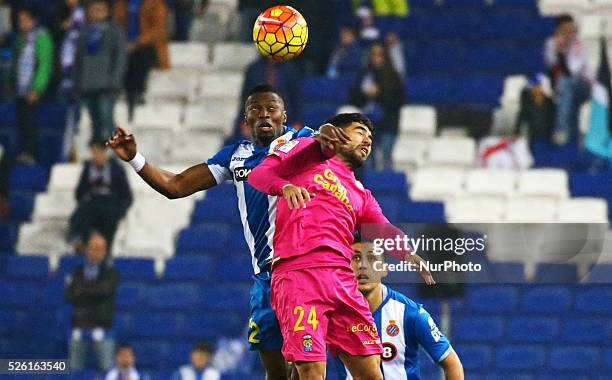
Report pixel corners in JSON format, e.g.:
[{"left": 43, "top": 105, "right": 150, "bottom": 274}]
[
  {"left": 515, "top": 73, "right": 555, "bottom": 144},
  {"left": 74, "top": 0, "right": 127, "bottom": 142},
  {"left": 384, "top": 31, "right": 405, "bottom": 78},
  {"left": 113, "top": 0, "right": 170, "bottom": 121},
  {"left": 327, "top": 24, "right": 362, "bottom": 78},
  {"left": 172, "top": 342, "right": 220, "bottom": 380},
  {"left": 67, "top": 139, "right": 132, "bottom": 251},
  {"left": 13, "top": 7, "right": 53, "bottom": 164},
  {"left": 350, "top": 42, "right": 404, "bottom": 170},
  {"left": 544, "top": 14, "right": 592, "bottom": 145},
  {"left": 65, "top": 232, "right": 119, "bottom": 371},
  {"left": 105, "top": 343, "right": 151, "bottom": 380}
]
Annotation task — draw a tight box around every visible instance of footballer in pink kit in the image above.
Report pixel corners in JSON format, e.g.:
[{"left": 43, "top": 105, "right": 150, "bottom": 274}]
[{"left": 248, "top": 113, "right": 433, "bottom": 379}]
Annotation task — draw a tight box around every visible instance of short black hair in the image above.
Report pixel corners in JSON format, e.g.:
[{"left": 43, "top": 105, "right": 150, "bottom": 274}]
[
  {"left": 116, "top": 343, "right": 133, "bottom": 354},
  {"left": 325, "top": 113, "right": 374, "bottom": 134},
  {"left": 193, "top": 342, "right": 214, "bottom": 354},
  {"left": 247, "top": 83, "right": 282, "bottom": 99},
  {"left": 89, "top": 138, "right": 106, "bottom": 148},
  {"left": 87, "top": 0, "right": 110, "bottom": 8},
  {"left": 555, "top": 14, "right": 574, "bottom": 29},
  {"left": 18, "top": 7, "right": 38, "bottom": 20}
]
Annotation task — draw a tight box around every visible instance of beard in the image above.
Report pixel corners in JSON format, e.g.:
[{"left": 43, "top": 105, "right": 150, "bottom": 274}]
[{"left": 339, "top": 148, "right": 366, "bottom": 169}]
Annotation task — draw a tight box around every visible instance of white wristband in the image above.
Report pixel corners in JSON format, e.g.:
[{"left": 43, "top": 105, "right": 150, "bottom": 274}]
[{"left": 129, "top": 152, "right": 146, "bottom": 172}]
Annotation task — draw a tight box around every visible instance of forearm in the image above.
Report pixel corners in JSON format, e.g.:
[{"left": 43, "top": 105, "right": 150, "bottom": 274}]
[
  {"left": 137, "top": 164, "right": 192, "bottom": 199},
  {"left": 248, "top": 158, "right": 291, "bottom": 196},
  {"left": 442, "top": 351, "right": 464, "bottom": 380}
]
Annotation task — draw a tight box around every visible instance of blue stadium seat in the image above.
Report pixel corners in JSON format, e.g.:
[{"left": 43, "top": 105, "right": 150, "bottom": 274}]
[
  {"left": 399, "top": 201, "right": 445, "bottom": 223},
  {"left": 40, "top": 278, "right": 65, "bottom": 307},
  {"left": 520, "top": 285, "right": 572, "bottom": 313},
  {"left": 175, "top": 224, "right": 230, "bottom": 255},
  {"left": 37, "top": 102, "right": 67, "bottom": 128},
  {"left": 570, "top": 170, "right": 612, "bottom": 198},
  {"left": 406, "top": 74, "right": 454, "bottom": 104},
  {"left": 475, "top": 10, "right": 532, "bottom": 40},
  {"left": 413, "top": 41, "right": 466, "bottom": 73},
  {"left": 302, "top": 76, "right": 351, "bottom": 104},
  {"left": 454, "top": 75, "right": 503, "bottom": 106},
  {"left": 226, "top": 225, "right": 248, "bottom": 254},
  {"left": 183, "top": 313, "right": 244, "bottom": 339},
  {"left": 164, "top": 255, "right": 215, "bottom": 281},
  {"left": 488, "top": 262, "right": 525, "bottom": 283},
  {"left": 0, "top": 101, "right": 15, "bottom": 127},
  {"left": 8, "top": 193, "right": 34, "bottom": 222},
  {"left": 149, "top": 370, "right": 176, "bottom": 380},
  {"left": 147, "top": 283, "right": 199, "bottom": 310},
  {"left": 132, "top": 312, "right": 186, "bottom": 338},
  {"left": 130, "top": 340, "right": 175, "bottom": 368},
  {"left": 375, "top": 195, "right": 402, "bottom": 222},
  {"left": 588, "top": 264, "right": 612, "bottom": 283},
  {"left": 466, "top": 42, "right": 518, "bottom": 73},
  {"left": 192, "top": 198, "right": 240, "bottom": 224},
  {"left": 199, "top": 284, "right": 250, "bottom": 311},
  {"left": 0, "top": 222, "right": 18, "bottom": 251},
  {"left": 453, "top": 316, "right": 504, "bottom": 342},
  {"left": 575, "top": 287, "right": 612, "bottom": 315},
  {"left": 113, "top": 258, "right": 156, "bottom": 281},
  {"left": 534, "top": 263, "right": 578, "bottom": 283},
  {"left": 0, "top": 281, "right": 41, "bottom": 306},
  {"left": 604, "top": 348, "right": 612, "bottom": 370},
  {"left": 549, "top": 346, "right": 600, "bottom": 371},
  {"left": 517, "top": 43, "right": 547, "bottom": 74},
  {"left": 4, "top": 255, "right": 48, "bottom": 278},
  {"left": 9, "top": 164, "right": 49, "bottom": 192},
  {"left": 0, "top": 310, "right": 31, "bottom": 337},
  {"left": 0, "top": 127, "right": 17, "bottom": 154},
  {"left": 38, "top": 129, "right": 63, "bottom": 165},
  {"left": 560, "top": 318, "right": 610, "bottom": 344},
  {"left": 506, "top": 317, "right": 558, "bottom": 343},
  {"left": 536, "top": 372, "right": 591, "bottom": 380},
  {"left": 303, "top": 102, "right": 339, "bottom": 128},
  {"left": 482, "top": 372, "right": 536, "bottom": 380},
  {"left": 454, "top": 344, "right": 491, "bottom": 370},
  {"left": 213, "top": 255, "right": 255, "bottom": 282},
  {"left": 56, "top": 254, "right": 83, "bottom": 277},
  {"left": 116, "top": 282, "right": 148, "bottom": 310},
  {"left": 495, "top": 345, "right": 546, "bottom": 370},
  {"left": 465, "top": 285, "right": 519, "bottom": 312},
  {"left": 361, "top": 170, "right": 408, "bottom": 196}
]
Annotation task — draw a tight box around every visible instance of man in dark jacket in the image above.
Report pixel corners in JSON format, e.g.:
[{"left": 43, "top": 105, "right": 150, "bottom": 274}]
[
  {"left": 67, "top": 139, "right": 132, "bottom": 251},
  {"left": 65, "top": 232, "right": 119, "bottom": 371}
]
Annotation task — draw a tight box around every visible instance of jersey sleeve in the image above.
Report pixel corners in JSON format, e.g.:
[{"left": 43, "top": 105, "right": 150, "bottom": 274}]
[
  {"left": 268, "top": 137, "right": 325, "bottom": 174},
  {"left": 411, "top": 306, "right": 453, "bottom": 363},
  {"left": 206, "top": 144, "right": 236, "bottom": 184}
]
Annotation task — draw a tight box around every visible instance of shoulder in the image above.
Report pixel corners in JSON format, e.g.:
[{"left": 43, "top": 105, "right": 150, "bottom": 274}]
[
  {"left": 386, "top": 286, "right": 422, "bottom": 319},
  {"left": 212, "top": 140, "right": 252, "bottom": 160}
]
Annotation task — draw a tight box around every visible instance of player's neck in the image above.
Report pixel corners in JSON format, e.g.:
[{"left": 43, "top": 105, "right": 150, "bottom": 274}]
[
  {"left": 335, "top": 154, "right": 356, "bottom": 171},
  {"left": 365, "top": 283, "right": 384, "bottom": 312}
]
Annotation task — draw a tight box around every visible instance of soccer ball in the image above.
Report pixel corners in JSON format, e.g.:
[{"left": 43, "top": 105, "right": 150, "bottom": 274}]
[{"left": 253, "top": 5, "right": 308, "bottom": 62}]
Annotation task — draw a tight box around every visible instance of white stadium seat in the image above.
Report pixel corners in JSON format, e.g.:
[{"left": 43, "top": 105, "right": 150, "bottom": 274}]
[
  {"left": 557, "top": 198, "right": 609, "bottom": 223},
  {"left": 48, "top": 163, "right": 83, "bottom": 193},
  {"left": 445, "top": 196, "right": 505, "bottom": 223},
  {"left": 168, "top": 42, "right": 210, "bottom": 71},
  {"left": 32, "top": 193, "right": 76, "bottom": 221},
  {"left": 185, "top": 99, "right": 238, "bottom": 136},
  {"left": 17, "top": 221, "right": 70, "bottom": 255},
  {"left": 171, "top": 131, "right": 224, "bottom": 164},
  {"left": 517, "top": 169, "right": 569, "bottom": 199},
  {"left": 130, "top": 129, "right": 173, "bottom": 165},
  {"left": 465, "top": 169, "right": 517, "bottom": 198},
  {"left": 504, "top": 197, "right": 558, "bottom": 222},
  {"left": 399, "top": 105, "right": 436, "bottom": 136},
  {"left": 132, "top": 103, "right": 182, "bottom": 131},
  {"left": 426, "top": 137, "right": 476, "bottom": 169},
  {"left": 147, "top": 70, "right": 199, "bottom": 102},
  {"left": 409, "top": 168, "right": 464, "bottom": 202},
  {"left": 539, "top": 0, "right": 591, "bottom": 15},
  {"left": 336, "top": 104, "right": 361, "bottom": 114},
  {"left": 213, "top": 43, "right": 259, "bottom": 71},
  {"left": 392, "top": 136, "right": 428, "bottom": 171},
  {"left": 501, "top": 75, "right": 528, "bottom": 106},
  {"left": 198, "top": 72, "right": 243, "bottom": 100}
]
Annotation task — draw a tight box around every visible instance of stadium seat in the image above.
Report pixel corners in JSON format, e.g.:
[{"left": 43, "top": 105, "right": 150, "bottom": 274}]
[
  {"left": 213, "top": 255, "right": 256, "bottom": 282},
  {"left": 48, "top": 164, "right": 82, "bottom": 193},
  {"left": 9, "top": 164, "right": 49, "bottom": 192},
  {"left": 8, "top": 193, "right": 35, "bottom": 222},
  {"left": 198, "top": 72, "right": 243, "bottom": 100},
  {"left": 16, "top": 221, "right": 69, "bottom": 255},
  {"left": 303, "top": 102, "right": 339, "bottom": 129},
  {"left": 0, "top": 280, "right": 42, "bottom": 306},
  {"left": 549, "top": 346, "right": 600, "bottom": 371},
  {"left": 4, "top": 255, "right": 49, "bottom": 279},
  {"left": 38, "top": 129, "right": 64, "bottom": 165},
  {"left": 168, "top": 42, "right": 209, "bottom": 71},
  {"left": 227, "top": 225, "right": 249, "bottom": 254},
  {"left": 132, "top": 103, "right": 182, "bottom": 131},
  {"left": 176, "top": 224, "right": 230, "bottom": 255},
  {"left": 183, "top": 313, "right": 244, "bottom": 339},
  {"left": 114, "top": 258, "right": 156, "bottom": 281},
  {"left": 32, "top": 192, "right": 76, "bottom": 221},
  {"left": 465, "top": 285, "right": 519, "bottom": 312},
  {"left": 575, "top": 287, "right": 612, "bottom": 314},
  {"left": 488, "top": 262, "right": 526, "bottom": 283},
  {"left": 501, "top": 75, "right": 529, "bottom": 106},
  {"left": 147, "top": 284, "right": 200, "bottom": 310},
  {"left": 392, "top": 135, "right": 428, "bottom": 171},
  {"left": 570, "top": 170, "right": 612, "bottom": 198},
  {"left": 0, "top": 222, "right": 18, "bottom": 251},
  {"left": 182, "top": 99, "right": 238, "bottom": 136},
  {"left": 400, "top": 201, "right": 446, "bottom": 223},
  {"left": 147, "top": 70, "right": 199, "bottom": 102},
  {"left": 517, "top": 169, "right": 569, "bottom": 199},
  {"left": 199, "top": 284, "right": 250, "bottom": 311},
  {"left": 453, "top": 316, "right": 505, "bottom": 342},
  {"left": 414, "top": 41, "right": 467, "bottom": 73},
  {"left": 399, "top": 105, "right": 436, "bottom": 136},
  {"left": 466, "top": 42, "right": 518, "bottom": 73},
  {"left": 192, "top": 198, "right": 240, "bottom": 224},
  {"left": 539, "top": 0, "right": 591, "bottom": 15},
  {"left": 534, "top": 263, "right": 578, "bottom": 283},
  {"left": 506, "top": 317, "right": 558, "bottom": 343},
  {"left": 37, "top": 102, "right": 67, "bottom": 128},
  {"left": 587, "top": 263, "right": 612, "bottom": 282},
  {"left": 445, "top": 196, "right": 505, "bottom": 223},
  {"left": 409, "top": 168, "right": 464, "bottom": 202},
  {"left": 454, "top": 74, "right": 504, "bottom": 106},
  {"left": 302, "top": 76, "right": 350, "bottom": 104},
  {"left": 455, "top": 344, "right": 492, "bottom": 370},
  {"left": 56, "top": 254, "right": 83, "bottom": 277},
  {"left": 504, "top": 197, "right": 558, "bottom": 222},
  {"left": 495, "top": 345, "right": 546, "bottom": 370},
  {"left": 171, "top": 131, "right": 224, "bottom": 164},
  {"left": 520, "top": 285, "right": 572, "bottom": 313},
  {"left": 212, "top": 43, "right": 258, "bottom": 71},
  {"left": 426, "top": 137, "right": 476, "bottom": 169},
  {"left": 115, "top": 282, "right": 148, "bottom": 310},
  {"left": 133, "top": 313, "right": 187, "bottom": 339},
  {"left": 561, "top": 317, "right": 610, "bottom": 343},
  {"left": 361, "top": 170, "right": 408, "bottom": 197},
  {"left": 465, "top": 169, "right": 517, "bottom": 198},
  {"left": 164, "top": 255, "right": 215, "bottom": 281},
  {"left": 0, "top": 101, "right": 15, "bottom": 127},
  {"left": 557, "top": 197, "right": 609, "bottom": 222}
]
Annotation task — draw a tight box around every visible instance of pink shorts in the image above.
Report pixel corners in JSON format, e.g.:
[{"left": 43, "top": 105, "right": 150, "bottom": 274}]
[{"left": 270, "top": 266, "right": 383, "bottom": 362}]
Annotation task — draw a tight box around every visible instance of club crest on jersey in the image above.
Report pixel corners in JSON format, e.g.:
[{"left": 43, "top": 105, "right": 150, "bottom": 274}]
[
  {"left": 277, "top": 140, "right": 300, "bottom": 153},
  {"left": 386, "top": 320, "right": 400, "bottom": 337},
  {"left": 234, "top": 167, "right": 253, "bottom": 182},
  {"left": 302, "top": 334, "right": 313, "bottom": 352}
]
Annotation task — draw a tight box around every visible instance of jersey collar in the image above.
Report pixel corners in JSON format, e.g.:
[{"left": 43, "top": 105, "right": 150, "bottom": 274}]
[{"left": 373, "top": 284, "right": 392, "bottom": 314}]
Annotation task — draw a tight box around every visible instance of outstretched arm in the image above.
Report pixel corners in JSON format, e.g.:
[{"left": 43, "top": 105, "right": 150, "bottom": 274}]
[
  {"left": 440, "top": 351, "right": 464, "bottom": 380},
  {"left": 106, "top": 127, "right": 217, "bottom": 199}
]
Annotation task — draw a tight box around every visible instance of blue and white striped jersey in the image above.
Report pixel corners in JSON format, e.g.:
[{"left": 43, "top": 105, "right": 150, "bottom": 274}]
[
  {"left": 206, "top": 126, "right": 316, "bottom": 274},
  {"left": 335, "top": 285, "right": 453, "bottom": 380}
]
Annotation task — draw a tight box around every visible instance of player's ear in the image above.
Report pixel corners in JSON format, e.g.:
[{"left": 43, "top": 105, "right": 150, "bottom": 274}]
[{"left": 282, "top": 111, "right": 287, "bottom": 123}]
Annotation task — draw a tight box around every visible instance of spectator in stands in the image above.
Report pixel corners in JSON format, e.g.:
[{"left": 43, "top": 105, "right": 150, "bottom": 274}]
[
  {"left": 234, "top": 57, "right": 303, "bottom": 138},
  {"left": 173, "top": 342, "right": 220, "bottom": 380},
  {"left": 384, "top": 31, "right": 405, "bottom": 78},
  {"left": 544, "top": 14, "right": 592, "bottom": 145},
  {"left": 105, "top": 343, "right": 151, "bottom": 380},
  {"left": 238, "top": 0, "right": 263, "bottom": 43},
  {"left": 67, "top": 139, "right": 132, "bottom": 251},
  {"left": 327, "top": 24, "right": 362, "bottom": 78},
  {"left": 168, "top": 0, "right": 196, "bottom": 41},
  {"left": 0, "top": 0, "right": 11, "bottom": 44},
  {"left": 65, "top": 232, "right": 119, "bottom": 371},
  {"left": 515, "top": 73, "right": 555, "bottom": 144},
  {"left": 74, "top": 0, "right": 127, "bottom": 142},
  {"left": 56, "top": 0, "right": 85, "bottom": 97},
  {"left": 13, "top": 7, "right": 53, "bottom": 164},
  {"left": 0, "top": 146, "right": 10, "bottom": 217},
  {"left": 113, "top": 0, "right": 170, "bottom": 121},
  {"left": 350, "top": 42, "right": 404, "bottom": 170}
]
